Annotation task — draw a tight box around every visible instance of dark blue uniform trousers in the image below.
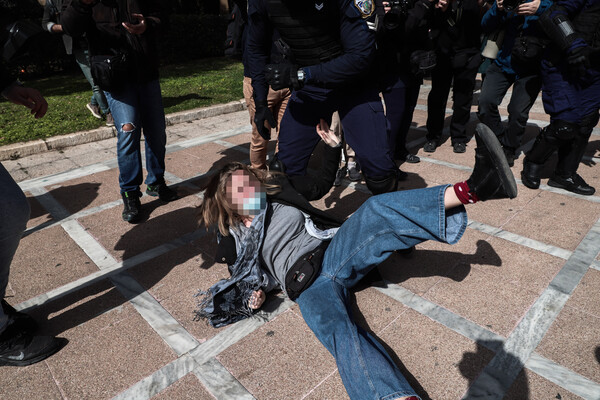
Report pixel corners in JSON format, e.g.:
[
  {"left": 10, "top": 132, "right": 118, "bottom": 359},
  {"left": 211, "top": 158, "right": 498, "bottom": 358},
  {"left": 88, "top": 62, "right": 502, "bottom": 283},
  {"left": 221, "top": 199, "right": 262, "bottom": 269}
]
[{"left": 277, "top": 84, "right": 398, "bottom": 179}]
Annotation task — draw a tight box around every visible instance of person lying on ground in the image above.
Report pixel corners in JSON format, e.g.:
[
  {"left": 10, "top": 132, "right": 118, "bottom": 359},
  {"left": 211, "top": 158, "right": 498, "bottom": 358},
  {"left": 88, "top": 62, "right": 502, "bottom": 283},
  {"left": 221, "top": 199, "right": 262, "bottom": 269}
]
[{"left": 194, "top": 123, "right": 517, "bottom": 400}]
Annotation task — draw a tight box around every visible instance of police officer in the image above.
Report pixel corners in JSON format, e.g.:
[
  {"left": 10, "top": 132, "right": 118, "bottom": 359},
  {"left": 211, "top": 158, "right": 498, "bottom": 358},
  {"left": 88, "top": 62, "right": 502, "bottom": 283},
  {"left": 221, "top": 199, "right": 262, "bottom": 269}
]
[
  {"left": 377, "top": 0, "right": 437, "bottom": 164},
  {"left": 246, "top": 0, "right": 403, "bottom": 194},
  {"left": 521, "top": 0, "right": 600, "bottom": 195}
]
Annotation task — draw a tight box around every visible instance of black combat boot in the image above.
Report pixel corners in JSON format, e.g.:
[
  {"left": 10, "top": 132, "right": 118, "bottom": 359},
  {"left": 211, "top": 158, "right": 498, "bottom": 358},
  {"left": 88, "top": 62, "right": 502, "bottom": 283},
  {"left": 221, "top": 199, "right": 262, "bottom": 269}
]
[
  {"left": 466, "top": 123, "right": 518, "bottom": 201},
  {"left": 122, "top": 191, "right": 141, "bottom": 223}
]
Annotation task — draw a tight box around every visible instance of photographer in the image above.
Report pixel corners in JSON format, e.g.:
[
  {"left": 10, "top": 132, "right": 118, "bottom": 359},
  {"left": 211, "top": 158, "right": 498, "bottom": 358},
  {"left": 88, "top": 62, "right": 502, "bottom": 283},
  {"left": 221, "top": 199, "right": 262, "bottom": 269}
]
[
  {"left": 424, "top": 0, "right": 485, "bottom": 154},
  {"left": 477, "top": 0, "right": 551, "bottom": 166},
  {"left": 61, "top": 0, "right": 178, "bottom": 223},
  {"left": 377, "top": 0, "right": 438, "bottom": 164}
]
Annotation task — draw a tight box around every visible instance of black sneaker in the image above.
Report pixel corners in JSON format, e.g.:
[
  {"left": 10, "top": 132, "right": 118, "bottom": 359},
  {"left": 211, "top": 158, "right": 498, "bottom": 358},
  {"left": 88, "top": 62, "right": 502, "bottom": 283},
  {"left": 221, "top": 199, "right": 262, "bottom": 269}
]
[
  {"left": 1, "top": 301, "right": 36, "bottom": 334},
  {"left": 548, "top": 173, "right": 596, "bottom": 196},
  {"left": 466, "top": 123, "right": 518, "bottom": 201},
  {"left": 453, "top": 142, "right": 467, "bottom": 153},
  {"left": 146, "top": 182, "right": 178, "bottom": 202},
  {"left": 122, "top": 191, "right": 142, "bottom": 223},
  {"left": 399, "top": 153, "right": 420, "bottom": 164},
  {"left": 0, "top": 323, "right": 66, "bottom": 366},
  {"left": 424, "top": 140, "right": 438, "bottom": 153}
]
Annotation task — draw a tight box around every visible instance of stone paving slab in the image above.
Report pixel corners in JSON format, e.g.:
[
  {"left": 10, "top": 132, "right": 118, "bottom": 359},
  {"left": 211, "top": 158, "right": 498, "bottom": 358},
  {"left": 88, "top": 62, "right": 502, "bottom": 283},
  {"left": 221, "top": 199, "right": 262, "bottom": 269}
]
[{"left": 1, "top": 82, "right": 600, "bottom": 400}]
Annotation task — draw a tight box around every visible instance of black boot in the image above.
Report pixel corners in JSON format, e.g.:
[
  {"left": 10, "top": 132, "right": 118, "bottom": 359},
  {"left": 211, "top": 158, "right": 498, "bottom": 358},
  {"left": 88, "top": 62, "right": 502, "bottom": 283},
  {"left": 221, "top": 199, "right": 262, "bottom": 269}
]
[
  {"left": 466, "top": 123, "right": 518, "bottom": 200},
  {"left": 122, "top": 191, "right": 141, "bottom": 223},
  {"left": 521, "top": 159, "right": 545, "bottom": 189},
  {"left": 146, "top": 181, "right": 178, "bottom": 202},
  {"left": 1, "top": 300, "right": 36, "bottom": 334}
]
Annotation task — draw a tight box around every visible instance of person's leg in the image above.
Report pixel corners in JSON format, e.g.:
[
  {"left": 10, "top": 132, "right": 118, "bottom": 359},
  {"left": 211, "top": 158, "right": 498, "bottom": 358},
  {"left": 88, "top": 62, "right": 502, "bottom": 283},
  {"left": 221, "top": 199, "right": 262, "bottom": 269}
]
[
  {"left": 105, "top": 86, "right": 144, "bottom": 222},
  {"left": 477, "top": 62, "right": 512, "bottom": 137},
  {"left": 338, "top": 86, "right": 399, "bottom": 194},
  {"left": 105, "top": 86, "right": 143, "bottom": 194},
  {"left": 0, "top": 164, "right": 30, "bottom": 333},
  {"left": 74, "top": 48, "right": 110, "bottom": 115},
  {"left": 138, "top": 80, "right": 178, "bottom": 202},
  {"left": 449, "top": 55, "right": 479, "bottom": 146},
  {"left": 0, "top": 164, "right": 64, "bottom": 366},
  {"left": 272, "top": 87, "right": 291, "bottom": 155},
  {"left": 139, "top": 80, "right": 167, "bottom": 187},
  {"left": 503, "top": 73, "right": 542, "bottom": 151},
  {"left": 243, "top": 77, "right": 267, "bottom": 169},
  {"left": 394, "top": 74, "right": 421, "bottom": 160},
  {"left": 276, "top": 85, "right": 328, "bottom": 175},
  {"left": 522, "top": 61, "right": 577, "bottom": 189},
  {"left": 426, "top": 57, "right": 453, "bottom": 144},
  {"left": 297, "top": 277, "right": 419, "bottom": 400}
]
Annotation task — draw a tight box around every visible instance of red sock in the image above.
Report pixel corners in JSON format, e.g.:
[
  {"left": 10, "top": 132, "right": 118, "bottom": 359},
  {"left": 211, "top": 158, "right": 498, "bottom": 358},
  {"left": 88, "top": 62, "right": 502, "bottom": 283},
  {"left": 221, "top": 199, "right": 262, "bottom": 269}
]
[{"left": 453, "top": 181, "right": 479, "bottom": 204}]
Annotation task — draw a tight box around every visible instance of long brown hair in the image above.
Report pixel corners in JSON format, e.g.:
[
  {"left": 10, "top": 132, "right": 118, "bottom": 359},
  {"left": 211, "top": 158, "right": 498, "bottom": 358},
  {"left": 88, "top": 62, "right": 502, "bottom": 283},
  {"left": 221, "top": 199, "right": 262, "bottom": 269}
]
[{"left": 199, "top": 162, "right": 282, "bottom": 235}]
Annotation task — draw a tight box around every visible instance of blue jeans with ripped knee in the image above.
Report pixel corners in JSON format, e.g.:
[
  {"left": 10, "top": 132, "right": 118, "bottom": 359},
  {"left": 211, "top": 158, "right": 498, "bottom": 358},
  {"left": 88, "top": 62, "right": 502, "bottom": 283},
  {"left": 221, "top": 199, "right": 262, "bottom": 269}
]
[
  {"left": 104, "top": 80, "right": 167, "bottom": 194},
  {"left": 296, "top": 185, "right": 467, "bottom": 400}
]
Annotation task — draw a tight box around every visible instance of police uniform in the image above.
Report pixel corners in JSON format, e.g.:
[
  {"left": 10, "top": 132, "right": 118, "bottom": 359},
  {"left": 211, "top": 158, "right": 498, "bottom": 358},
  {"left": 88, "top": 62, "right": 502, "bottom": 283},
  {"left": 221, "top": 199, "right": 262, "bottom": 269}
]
[
  {"left": 247, "top": 0, "right": 400, "bottom": 194},
  {"left": 522, "top": 0, "right": 600, "bottom": 195}
]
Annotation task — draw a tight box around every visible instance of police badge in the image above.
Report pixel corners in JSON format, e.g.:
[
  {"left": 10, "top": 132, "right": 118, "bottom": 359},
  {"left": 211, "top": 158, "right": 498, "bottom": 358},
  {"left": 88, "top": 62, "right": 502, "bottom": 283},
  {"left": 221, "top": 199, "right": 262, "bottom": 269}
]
[{"left": 354, "top": 0, "right": 374, "bottom": 18}]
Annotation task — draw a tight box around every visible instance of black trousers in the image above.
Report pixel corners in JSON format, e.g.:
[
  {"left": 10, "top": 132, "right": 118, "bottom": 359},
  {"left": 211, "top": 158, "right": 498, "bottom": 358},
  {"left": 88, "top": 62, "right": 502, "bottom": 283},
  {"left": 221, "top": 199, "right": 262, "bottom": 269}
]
[{"left": 426, "top": 52, "right": 480, "bottom": 144}]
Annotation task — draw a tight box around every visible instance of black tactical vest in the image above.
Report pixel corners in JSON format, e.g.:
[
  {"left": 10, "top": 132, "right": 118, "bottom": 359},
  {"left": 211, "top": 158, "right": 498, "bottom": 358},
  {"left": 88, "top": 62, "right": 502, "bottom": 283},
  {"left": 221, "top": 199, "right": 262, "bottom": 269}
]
[{"left": 266, "top": 0, "right": 344, "bottom": 66}]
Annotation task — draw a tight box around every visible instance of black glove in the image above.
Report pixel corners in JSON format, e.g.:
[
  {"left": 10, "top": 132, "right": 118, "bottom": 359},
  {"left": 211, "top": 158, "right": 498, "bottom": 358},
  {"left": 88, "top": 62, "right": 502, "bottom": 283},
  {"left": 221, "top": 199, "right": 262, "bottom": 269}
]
[
  {"left": 265, "top": 63, "right": 303, "bottom": 91},
  {"left": 567, "top": 46, "right": 591, "bottom": 78},
  {"left": 253, "top": 99, "right": 276, "bottom": 141}
]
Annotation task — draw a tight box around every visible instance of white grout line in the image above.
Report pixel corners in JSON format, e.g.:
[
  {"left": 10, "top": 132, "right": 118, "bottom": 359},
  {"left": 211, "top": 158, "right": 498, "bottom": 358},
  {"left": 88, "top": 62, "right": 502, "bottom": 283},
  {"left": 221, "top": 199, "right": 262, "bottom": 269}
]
[
  {"left": 374, "top": 283, "right": 506, "bottom": 351},
  {"left": 61, "top": 219, "right": 200, "bottom": 355},
  {"left": 467, "top": 221, "right": 573, "bottom": 260},
  {"left": 525, "top": 353, "right": 600, "bottom": 400},
  {"left": 193, "top": 358, "right": 255, "bottom": 400},
  {"left": 111, "top": 354, "right": 197, "bottom": 400},
  {"left": 464, "top": 216, "right": 600, "bottom": 399}
]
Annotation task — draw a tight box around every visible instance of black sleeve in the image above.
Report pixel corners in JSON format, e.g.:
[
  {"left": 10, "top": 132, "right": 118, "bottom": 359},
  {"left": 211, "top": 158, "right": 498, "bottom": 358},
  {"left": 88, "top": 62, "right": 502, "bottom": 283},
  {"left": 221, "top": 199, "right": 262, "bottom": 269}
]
[{"left": 61, "top": 0, "right": 94, "bottom": 37}]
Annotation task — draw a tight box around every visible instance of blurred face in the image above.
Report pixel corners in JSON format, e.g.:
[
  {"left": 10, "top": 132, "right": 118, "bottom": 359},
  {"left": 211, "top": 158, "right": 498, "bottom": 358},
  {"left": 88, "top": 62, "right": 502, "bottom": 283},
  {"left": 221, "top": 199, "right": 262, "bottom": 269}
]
[{"left": 226, "top": 170, "right": 267, "bottom": 217}]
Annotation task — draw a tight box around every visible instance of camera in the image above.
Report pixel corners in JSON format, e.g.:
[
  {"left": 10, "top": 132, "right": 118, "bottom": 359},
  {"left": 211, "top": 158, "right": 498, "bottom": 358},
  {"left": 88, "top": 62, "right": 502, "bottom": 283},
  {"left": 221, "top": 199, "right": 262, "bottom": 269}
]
[
  {"left": 383, "top": 0, "right": 412, "bottom": 30},
  {"left": 502, "top": 0, "right": 526, "bottom": 12}
]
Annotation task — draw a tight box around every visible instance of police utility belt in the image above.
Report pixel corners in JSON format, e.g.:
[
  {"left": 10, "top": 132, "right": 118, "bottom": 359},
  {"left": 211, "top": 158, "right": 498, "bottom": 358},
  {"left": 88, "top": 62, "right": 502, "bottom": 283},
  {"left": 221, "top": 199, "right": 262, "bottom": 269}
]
[{"left": 285, "top": 242, "right": 329, "bottom": 300}]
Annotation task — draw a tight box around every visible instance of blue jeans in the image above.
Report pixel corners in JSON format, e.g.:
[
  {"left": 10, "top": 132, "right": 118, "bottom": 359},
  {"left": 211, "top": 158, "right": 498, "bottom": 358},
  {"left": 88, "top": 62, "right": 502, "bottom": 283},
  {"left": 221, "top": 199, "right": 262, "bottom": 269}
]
[
  {"left": 0, "top": 164, "right": 30, "bottom": 333},
  {"left": 73, "top": 48, "right": 110, "bottom": 114},
  {"left": 296, "top": 185, "right": 467, "bottom": 400},
  {"left": 104, "top": 80, "right": 167, "bottom": 194}
]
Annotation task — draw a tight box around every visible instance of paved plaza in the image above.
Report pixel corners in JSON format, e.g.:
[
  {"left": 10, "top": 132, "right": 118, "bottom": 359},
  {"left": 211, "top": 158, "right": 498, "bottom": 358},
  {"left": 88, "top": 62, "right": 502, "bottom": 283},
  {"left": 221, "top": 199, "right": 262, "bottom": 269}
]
[{"left": 1, "top": 81, "right": 600, "bottom": 399}]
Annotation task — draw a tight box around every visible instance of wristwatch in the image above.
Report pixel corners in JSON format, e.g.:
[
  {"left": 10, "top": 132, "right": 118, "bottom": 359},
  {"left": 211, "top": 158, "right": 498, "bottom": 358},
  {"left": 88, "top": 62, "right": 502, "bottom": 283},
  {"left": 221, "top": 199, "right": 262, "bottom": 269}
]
[{"left": 297, "top": 68, "right": 306, "bottom": 83}]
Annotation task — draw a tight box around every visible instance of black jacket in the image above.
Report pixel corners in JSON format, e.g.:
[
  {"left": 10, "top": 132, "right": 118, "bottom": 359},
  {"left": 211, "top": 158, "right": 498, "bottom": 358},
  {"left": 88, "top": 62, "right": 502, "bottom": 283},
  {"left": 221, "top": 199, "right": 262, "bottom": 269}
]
[{"left": 61, "top": 0, "right": 162, "bottom": 84}]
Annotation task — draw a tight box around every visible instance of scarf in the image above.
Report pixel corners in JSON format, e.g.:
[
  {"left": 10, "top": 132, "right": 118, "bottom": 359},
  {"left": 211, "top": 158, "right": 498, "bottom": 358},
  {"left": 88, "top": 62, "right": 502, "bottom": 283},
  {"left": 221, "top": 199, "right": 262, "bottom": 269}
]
[{"left": 194, "top": 207, "right": 268, "bottom": 328}]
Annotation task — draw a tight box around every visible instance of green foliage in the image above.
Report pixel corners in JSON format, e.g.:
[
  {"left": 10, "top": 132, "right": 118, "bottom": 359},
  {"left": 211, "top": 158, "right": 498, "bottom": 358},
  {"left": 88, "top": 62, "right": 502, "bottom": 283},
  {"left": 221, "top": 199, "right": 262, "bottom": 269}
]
[{"left": 0, "top": 57, "right": 244, "bottom": 146}]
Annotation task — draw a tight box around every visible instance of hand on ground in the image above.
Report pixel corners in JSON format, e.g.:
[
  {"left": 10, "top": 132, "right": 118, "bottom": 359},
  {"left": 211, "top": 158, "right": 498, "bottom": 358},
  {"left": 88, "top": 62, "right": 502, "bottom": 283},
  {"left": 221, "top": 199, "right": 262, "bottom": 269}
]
[{"left": 248, "top": 290, "right": 266, "bottom": 310}]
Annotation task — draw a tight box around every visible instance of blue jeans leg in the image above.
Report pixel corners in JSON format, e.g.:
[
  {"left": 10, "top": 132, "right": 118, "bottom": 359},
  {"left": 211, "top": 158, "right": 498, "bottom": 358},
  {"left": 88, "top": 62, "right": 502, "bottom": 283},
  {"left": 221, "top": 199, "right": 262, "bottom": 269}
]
[
  {"left": 0, "top": 164, "right": 30, "bottom": 332},
  {"left": 105, "top": 80, "right": 166, "bottom": 193},
  {"left": 74, "top": 48, "right": 110, "bottom": 114},
  {"left": 297, "top": 185, "right": 467, "bottom": 400}
]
